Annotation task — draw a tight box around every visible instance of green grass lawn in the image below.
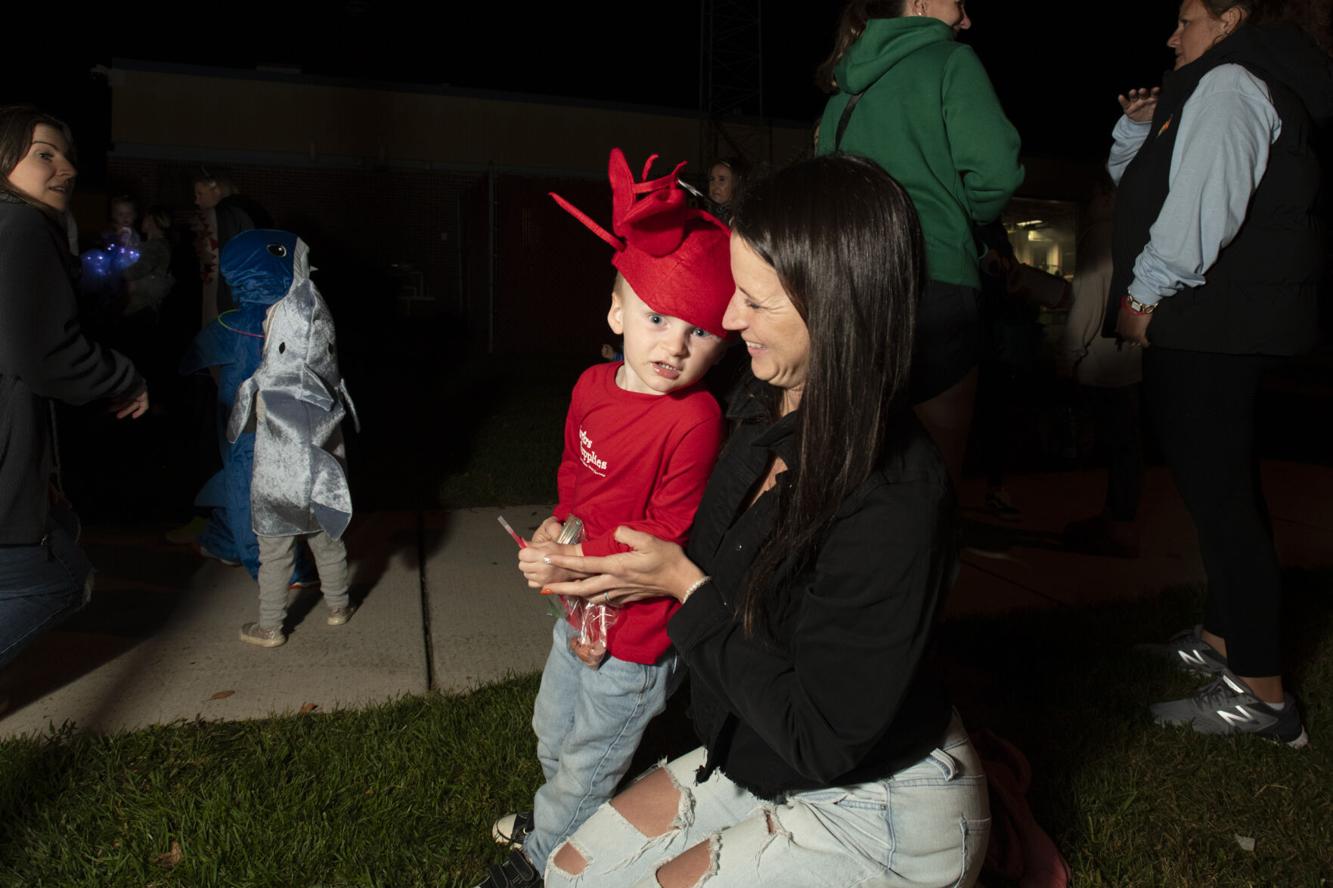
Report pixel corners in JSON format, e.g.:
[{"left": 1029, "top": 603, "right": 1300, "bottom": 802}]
[
  {"left": 431, "top": 356, "right": 579, "bottom": 509},
  {"left": 940, "top": 570, "right": 1333, "bottom": 886},
  {"left": 0, "top": 678, "right": 545, "bottom": 888},
  {"left": 2, "top": 576, "right": 1329, "bottom": 887}
]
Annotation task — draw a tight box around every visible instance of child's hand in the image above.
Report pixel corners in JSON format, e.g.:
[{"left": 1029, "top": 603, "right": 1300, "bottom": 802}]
[
  {"left": 531, "top": 516, "right": 564, "bottom": 546},
  {"left": 568, "top": 635, "right": 606, "bottom": 668},
  {"left": 518, "top": 541, "right": 590, "bottom": 589}
]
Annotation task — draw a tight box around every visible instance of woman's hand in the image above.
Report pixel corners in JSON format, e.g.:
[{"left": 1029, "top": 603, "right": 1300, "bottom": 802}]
[
  {"left": 1115, "top": 304, "right": 1153, "bottom": 347},
  {"left": 543, "top": 526, "right": 706, "bottom": 606},
  {"left": 1117, "top": 87, "right": 1161, "bottom": 123},
  {"left": 518, "top": 540, "right": 590, "bottom": 589},
  {"left": 109, "top": 386, "right": 149, "bottom": 420}
]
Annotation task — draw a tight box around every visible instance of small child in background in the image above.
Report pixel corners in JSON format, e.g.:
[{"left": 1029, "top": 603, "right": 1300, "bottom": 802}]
[
  {"left": 476, "top": 148, "right": 733, "bottom": 888},
  {"left": 80, "top": 196, "right": 143, "bottom": 324},
  {"left": 121, "top": 206, "right": 175, "bottom": 316},
  {"left": 105, "top": 195, "right": 141, "bottom": 249},
  {"left": 225, "top": 231, "right": 359, "bottom": 648}
]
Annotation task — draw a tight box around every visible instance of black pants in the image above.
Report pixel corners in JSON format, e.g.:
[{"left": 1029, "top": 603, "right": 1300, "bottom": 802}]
[
  {"left": 1087, "top": 383, "right": 1144, "bottom": 522},
  {"left": 1144, "top": 347, "right": 1281, "bottom": 677},
  {"left": 910, "top": 281, "right": 980, "bottom": 405}
]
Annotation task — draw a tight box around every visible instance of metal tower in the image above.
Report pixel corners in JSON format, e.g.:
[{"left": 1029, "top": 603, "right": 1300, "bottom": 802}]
[{"left": 698, "top": 0, "right": 769, "bottom": 175}]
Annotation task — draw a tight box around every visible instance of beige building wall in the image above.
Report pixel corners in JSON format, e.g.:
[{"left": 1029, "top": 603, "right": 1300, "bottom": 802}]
[
  {"left": 108, "top": 64, "right": 813, "bottom": 175},
  {"left": 109, "top": 62, "right": 1095, "bottom": 200}
]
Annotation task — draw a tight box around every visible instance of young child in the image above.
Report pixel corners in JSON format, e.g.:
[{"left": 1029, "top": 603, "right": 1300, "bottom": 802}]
[
  {"left": 182, "top": 229, "right": 316, "bottom": 588},
  {"left": 478, "top": 149, "right": 734, "bottom": 888},
  {"left": 122, "top": 206, "right": 174, "bottom": 316},
  {"left": 225, "top": 230, "right": 358, "bottom": 647},
  {"left": 105, "top": 195, "right": 141, "bottom": 249}
]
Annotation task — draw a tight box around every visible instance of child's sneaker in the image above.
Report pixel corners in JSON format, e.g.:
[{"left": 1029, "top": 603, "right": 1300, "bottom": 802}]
[
  {"left": 239, "top": 622, "right": 286, "bottom": 648},
  {"left": 491, "top": 811, "right": 534, "bottom": 850},
  {"left": 326, "top": 605, "right": 355, "bottom": 626},
  {"left": 1150, "top": 670, "right": 1308, "bottom": 748},
  {"left": 473, "top": 849, "right": 542, "bottom": 888}
]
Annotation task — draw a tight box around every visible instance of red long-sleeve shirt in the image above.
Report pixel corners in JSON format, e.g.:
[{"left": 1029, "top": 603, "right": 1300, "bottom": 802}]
[{"left": 553, "top": 362, "right": 723, "bottom": 664}]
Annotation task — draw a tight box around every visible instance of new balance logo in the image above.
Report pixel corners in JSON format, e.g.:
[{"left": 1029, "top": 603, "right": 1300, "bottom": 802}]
[
  {"left": 1217, "top": 706, "right": 1263, "bottom": 727},
  {"left": 1178, "top": 649, "right": 1211, "bottom": 667}
]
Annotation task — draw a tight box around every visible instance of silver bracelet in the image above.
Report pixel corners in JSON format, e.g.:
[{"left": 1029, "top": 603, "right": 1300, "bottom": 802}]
[{"left": 681, "top": 575, "right": 712, "bottom": 603}]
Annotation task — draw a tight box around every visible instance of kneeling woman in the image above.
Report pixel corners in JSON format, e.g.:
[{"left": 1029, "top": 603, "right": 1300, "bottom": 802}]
[{"left": 538, "top": 154, "right": 988, "bottom": 888}]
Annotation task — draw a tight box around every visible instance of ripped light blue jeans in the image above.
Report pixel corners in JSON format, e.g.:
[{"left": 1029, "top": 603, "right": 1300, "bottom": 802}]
[
  {"left": 545, "top": 711, "right": 989, "bottom": 888},
  {"left": 525, "top": 618, "right": 676, "bottom": 873}
]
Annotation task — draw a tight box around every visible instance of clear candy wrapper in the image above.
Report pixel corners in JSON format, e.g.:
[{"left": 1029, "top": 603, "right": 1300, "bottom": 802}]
[
  {"left": 574, "top": 599, "right": 617, "bottom": 655},
  {"left": 551, "top": 516, "right": 618, "bottom": 658}
]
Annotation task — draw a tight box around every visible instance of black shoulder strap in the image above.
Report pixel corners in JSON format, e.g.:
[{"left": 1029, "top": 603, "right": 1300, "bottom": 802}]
[{"left": 835, "top": 91, "right": 866, "bottom": 150}]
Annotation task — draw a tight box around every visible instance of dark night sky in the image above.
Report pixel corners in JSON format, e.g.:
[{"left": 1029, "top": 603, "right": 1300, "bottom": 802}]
[{"left": 9, "top": 1, "right": 1183, "bottom": 182}]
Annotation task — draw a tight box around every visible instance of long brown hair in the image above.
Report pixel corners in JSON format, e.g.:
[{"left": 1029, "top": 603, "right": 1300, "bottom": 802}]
[
  {"left": 731, "top": 154, "right": 923, "bottom": 636},
  {"left": 815, "top": 0, "right": 909, "bottom": 93}
]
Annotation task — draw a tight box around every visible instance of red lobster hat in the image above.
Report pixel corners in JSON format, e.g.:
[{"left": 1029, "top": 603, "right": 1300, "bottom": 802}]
[{"left": 550, "top": 148, "right": 734, "bottom": 338}]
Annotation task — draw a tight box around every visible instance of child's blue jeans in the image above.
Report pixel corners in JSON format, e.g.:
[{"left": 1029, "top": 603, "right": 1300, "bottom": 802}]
[{"left": 525, "top": 618, "right": 676, "bottom": 873}]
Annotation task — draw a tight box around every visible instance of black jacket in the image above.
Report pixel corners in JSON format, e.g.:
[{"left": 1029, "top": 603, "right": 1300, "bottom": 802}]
[
  {"left": 669, "top": 379, "right": 955, "bottom": 800},
  {"left": 0, "top": 192, "right": 142, "bottom": 543},
  {"left": 1109, "top": 24, "right": 1332, "bottom": 354}
]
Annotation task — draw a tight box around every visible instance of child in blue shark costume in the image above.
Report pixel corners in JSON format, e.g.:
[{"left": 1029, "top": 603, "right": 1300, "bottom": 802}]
[{"left": 181, "top": 230, "right": 315, "bottom": 585}]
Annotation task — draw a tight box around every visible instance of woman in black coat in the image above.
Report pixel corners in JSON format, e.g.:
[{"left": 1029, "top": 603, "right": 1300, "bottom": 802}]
[{"left": 0, "top": 106, "right": 147, "bottom": 674}]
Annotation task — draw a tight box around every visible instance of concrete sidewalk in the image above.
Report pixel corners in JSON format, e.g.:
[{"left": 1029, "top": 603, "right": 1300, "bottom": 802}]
[{"left": 3, "top": 462, "right": 1330, "bottom": 738}]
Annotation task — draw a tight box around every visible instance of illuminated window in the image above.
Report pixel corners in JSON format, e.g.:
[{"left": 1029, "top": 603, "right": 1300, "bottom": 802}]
[{"left": 1003, "top": 198, "right": 1077, "bottom": 280}]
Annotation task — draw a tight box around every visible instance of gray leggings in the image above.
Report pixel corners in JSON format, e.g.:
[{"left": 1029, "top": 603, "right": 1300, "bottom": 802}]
[{"left": 256, "top": 532, "right": 349, "bottom": 629}]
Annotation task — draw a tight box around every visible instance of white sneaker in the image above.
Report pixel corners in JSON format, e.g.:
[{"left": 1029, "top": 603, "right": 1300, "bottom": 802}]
[
  {"left": 491, "top": 811, "right": 534, "bottom": 850},
  {"left": 327, "top": 605, "right": 355, "bottom": 626},
  {"left": 239, "top": 622, "right": 286, "bottom": 648}
]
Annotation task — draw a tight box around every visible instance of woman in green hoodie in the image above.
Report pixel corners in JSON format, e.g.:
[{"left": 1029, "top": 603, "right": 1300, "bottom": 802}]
[{"left": 816, "top": 0, "right": 1023, "bottom": 485}]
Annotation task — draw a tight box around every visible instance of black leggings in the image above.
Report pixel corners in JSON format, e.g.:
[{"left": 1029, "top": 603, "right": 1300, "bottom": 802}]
[
  {"left": 910, "top": 281, "right": 980, "bottom": 405},
  {"left": 1144, "top": 347, "right": 1282, "bottom": 677}
]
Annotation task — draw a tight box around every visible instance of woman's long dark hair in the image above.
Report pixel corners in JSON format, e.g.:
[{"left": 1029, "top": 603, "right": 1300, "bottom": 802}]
[
  {"left": 732, "top": 154, "right": 923, "bottom": 635},
  {"left": 815, "top": 0, "right": 908, "bottom": 93}
]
